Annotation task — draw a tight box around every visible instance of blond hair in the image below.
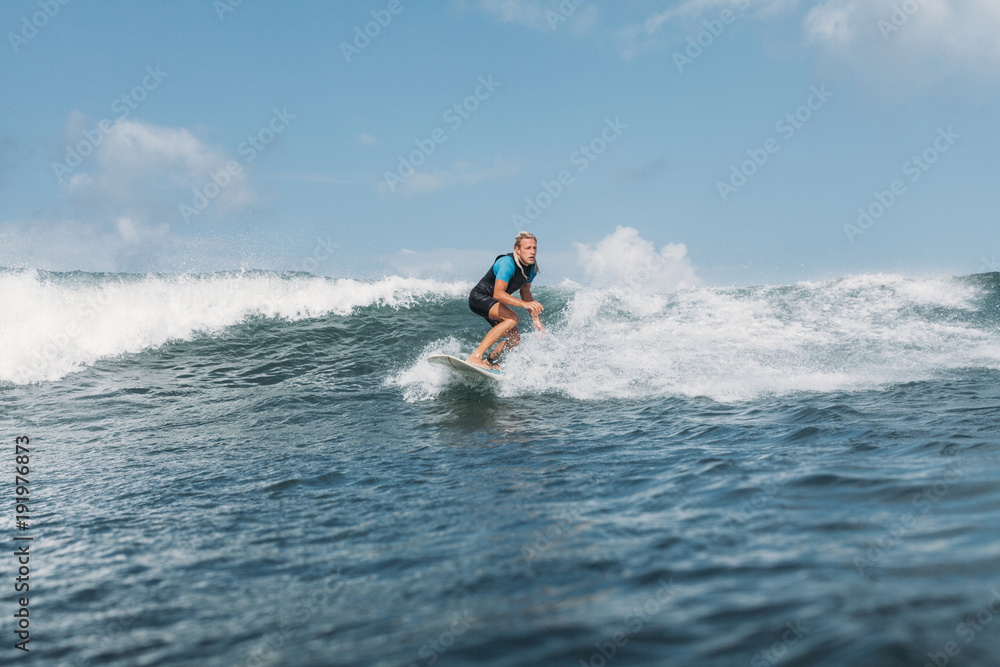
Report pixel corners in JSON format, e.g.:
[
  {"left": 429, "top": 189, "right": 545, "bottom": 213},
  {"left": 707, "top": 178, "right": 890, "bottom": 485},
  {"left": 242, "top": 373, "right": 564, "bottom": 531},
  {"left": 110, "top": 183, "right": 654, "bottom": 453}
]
[{"left": 513, "top": 231, "right": 538, "bottom": 281}]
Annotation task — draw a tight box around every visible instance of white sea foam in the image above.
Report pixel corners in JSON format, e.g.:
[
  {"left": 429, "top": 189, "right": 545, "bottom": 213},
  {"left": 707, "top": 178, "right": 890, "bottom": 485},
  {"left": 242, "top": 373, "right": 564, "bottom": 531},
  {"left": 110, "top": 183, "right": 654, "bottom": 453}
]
[
  {"left": 391, "top": 337, "right": 473, "bottom": 402},
  {"left": 396, "top": 273, "right": 1000, "bottom": 403},
  {"left": 0, "top": 270, "right": 470, "bottom": 385}
]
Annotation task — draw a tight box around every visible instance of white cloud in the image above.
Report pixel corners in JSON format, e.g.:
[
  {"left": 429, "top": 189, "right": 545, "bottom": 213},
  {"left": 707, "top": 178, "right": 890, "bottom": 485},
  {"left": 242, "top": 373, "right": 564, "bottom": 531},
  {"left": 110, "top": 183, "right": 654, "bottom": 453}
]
[
  {"left": 61, "top": 118, "right": 254, "bottom": 216},
  {"left": 803, "top": 0, "right": 856, "bottom": 45},
  {"left": 0, "top": 217, "right": 295, "bottom": 274},
  {"left": 804, "top": 0, "right": 1000, "bottom": 82},
  {"left": 616, "top": 0, "right": 794, "bottom": 59},
  {"left": 115, "top": 215, "right": 140, "bottom": 243},
  {"left": 0, "top": 218, "right": 169, "bottom": 272},
  {"left": 0, "top": 117, "right": 270, "bottom": 272},
  {"left": 43, "top": 116, "right": 262, "bottom": 267},
  {"left": 574, "top": 226, "right": 701, "bottom": 292},
  {"left": 97, "top": 121, "right": 221, "bottom": 176},
  {"left": 614, "top": 0, "right": 999, "bottom": 87}
]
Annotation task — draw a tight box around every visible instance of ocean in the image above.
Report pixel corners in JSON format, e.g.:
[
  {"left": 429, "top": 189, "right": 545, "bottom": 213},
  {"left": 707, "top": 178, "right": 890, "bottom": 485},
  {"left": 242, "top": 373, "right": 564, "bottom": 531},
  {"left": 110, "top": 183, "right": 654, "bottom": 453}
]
[{"left": 2, "top": 268, "right": 1000, "bottom": 666}]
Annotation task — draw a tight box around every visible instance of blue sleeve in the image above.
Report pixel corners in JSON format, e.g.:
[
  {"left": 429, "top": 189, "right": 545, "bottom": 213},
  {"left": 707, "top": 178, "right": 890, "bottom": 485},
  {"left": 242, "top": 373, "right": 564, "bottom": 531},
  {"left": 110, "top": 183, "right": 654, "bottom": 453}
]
[{"left": 493, "top": 256, "right": 515, "bottom": 284}]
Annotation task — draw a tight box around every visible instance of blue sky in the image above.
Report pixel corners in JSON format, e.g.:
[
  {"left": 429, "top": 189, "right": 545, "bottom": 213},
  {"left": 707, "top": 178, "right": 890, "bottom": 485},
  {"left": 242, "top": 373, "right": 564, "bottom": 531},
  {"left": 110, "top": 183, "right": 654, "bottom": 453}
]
[{"left": 1, "top": 0, "right": 998, "bottom": 285}]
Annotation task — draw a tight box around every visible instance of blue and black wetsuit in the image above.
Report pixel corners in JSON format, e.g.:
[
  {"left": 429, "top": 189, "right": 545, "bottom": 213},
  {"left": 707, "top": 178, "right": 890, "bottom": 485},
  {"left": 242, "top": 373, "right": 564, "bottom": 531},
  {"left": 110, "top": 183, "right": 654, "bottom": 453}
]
[{"left": 468, "top": 253, "right": 537, "bottom": 326}]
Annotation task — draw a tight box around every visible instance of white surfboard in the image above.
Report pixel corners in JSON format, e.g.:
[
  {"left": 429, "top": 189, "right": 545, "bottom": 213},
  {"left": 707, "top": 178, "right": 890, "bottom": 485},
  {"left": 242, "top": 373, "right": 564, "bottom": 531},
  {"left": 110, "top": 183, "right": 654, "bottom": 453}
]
[{"left": 428, "top": 354, "right": 505, "bottom": 380}]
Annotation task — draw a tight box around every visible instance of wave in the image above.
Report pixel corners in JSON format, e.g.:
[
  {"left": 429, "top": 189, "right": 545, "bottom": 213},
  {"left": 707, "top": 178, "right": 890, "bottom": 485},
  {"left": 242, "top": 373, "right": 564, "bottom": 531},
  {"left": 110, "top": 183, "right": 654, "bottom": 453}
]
[
  {"left": 0, "top": 269, "right": 470, "bottom": 385},
  {"left": 5, "top": 269, "right": 1000, "bottom": 399},
  {"left": 394, "top": 273, "right": 1000, "bottom": 402}
]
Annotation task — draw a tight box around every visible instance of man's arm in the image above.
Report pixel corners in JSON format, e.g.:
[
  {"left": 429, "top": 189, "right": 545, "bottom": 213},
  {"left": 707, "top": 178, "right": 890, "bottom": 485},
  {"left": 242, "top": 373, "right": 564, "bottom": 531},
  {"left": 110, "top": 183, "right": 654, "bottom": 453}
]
[
  {"left": 491, "top": 280, "right": 542, "bottom": 315},
  {"left": 519, "top": 284, "right": 545, "bottom": 332}
]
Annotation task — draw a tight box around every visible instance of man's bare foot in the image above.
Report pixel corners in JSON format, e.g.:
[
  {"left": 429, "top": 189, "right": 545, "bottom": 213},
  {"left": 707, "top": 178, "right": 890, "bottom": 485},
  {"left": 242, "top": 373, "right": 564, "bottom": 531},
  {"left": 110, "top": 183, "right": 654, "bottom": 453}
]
[
  {"left": 465, "top": 355, "right": 503, "bottom": 372},
  {"left": 466, "top": 355, "right": 490, "bottom": 369}
]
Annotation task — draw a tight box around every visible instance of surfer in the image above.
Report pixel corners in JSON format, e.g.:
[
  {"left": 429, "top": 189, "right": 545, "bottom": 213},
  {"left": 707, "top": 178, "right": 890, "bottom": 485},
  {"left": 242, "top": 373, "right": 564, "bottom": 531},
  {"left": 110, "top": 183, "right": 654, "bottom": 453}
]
[{"left": 466, "top": 231, "right": 544, "bottom": 370}]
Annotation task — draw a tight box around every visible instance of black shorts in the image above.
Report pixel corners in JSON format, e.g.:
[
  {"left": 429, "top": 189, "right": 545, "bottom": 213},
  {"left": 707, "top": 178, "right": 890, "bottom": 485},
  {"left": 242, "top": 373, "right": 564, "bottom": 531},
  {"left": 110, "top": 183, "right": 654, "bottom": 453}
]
[{"left": 469, "top": 288, "right": 500, "bottom": 326}]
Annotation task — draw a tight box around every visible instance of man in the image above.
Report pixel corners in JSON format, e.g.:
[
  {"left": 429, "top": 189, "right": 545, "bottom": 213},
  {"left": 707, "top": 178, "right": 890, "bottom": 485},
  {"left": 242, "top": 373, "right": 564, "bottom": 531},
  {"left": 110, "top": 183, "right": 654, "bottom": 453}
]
[{"left": 466, "top": 232, "right": 544, "bottom": 371}]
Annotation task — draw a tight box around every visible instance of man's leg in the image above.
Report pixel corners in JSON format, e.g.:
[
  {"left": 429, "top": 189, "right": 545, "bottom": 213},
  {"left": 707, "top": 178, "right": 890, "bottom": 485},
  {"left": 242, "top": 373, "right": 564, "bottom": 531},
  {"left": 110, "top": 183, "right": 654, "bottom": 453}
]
[
  {"left": 467, "top": 304, "right": 519, "bottom": 369},
  {"left": 487, "top": 326, "right": 522, "bottom": 362}
]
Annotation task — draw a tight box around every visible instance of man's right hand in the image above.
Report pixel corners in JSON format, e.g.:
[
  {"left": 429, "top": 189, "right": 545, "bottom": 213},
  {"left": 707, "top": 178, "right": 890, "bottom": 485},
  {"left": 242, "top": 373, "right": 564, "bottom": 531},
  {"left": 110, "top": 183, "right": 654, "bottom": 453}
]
[{"left": 524, "top": 300, "right": 543, "bottom": 317}]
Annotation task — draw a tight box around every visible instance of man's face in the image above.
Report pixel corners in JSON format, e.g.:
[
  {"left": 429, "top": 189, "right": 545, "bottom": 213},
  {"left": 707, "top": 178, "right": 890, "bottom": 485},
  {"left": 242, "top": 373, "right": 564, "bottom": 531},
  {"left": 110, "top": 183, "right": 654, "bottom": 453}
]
[{"left": 517, "top": 239, "right": 537, "bottom": 265}]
